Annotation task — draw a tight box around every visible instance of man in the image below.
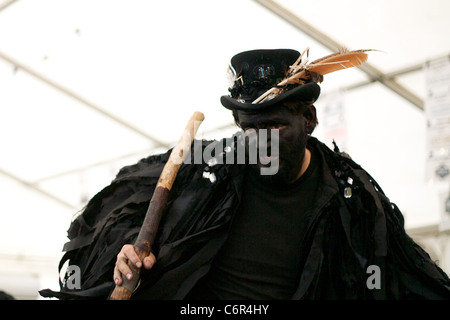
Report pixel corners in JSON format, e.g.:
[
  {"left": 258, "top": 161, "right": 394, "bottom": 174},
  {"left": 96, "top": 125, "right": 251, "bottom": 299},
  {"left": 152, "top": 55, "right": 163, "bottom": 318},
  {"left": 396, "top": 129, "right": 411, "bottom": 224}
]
[{"left": 40, "top": 48, "right": 450, "bottom": 300}]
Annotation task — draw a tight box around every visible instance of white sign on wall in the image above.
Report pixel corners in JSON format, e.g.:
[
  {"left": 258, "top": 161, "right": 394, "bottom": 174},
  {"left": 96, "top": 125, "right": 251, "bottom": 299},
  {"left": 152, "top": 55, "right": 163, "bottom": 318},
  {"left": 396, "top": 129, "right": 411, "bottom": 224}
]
[
  {"left": 424, "top": 57, "right": 450, "bottom": 183},
  {"left": 318, "top": 89, "right": 348, "bottom": 152},
  {"left": 424, "top": 56, "right": 450, "bottom": 231}
]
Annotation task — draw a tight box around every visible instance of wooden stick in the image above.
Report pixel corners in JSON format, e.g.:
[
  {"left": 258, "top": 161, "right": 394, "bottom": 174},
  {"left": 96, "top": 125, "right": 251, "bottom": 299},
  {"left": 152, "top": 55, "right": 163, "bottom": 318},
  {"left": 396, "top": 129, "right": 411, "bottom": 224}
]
[{"left": 109, "top": 111, "right": 205, "bottom": 300}]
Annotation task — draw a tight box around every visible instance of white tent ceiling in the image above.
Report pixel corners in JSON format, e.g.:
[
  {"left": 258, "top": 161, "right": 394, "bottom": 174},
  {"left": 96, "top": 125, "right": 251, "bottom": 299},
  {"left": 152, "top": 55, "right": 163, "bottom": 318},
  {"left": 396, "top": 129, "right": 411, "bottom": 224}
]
[{"left": 1, "top": 0, "right": 450, "bottom": 297}]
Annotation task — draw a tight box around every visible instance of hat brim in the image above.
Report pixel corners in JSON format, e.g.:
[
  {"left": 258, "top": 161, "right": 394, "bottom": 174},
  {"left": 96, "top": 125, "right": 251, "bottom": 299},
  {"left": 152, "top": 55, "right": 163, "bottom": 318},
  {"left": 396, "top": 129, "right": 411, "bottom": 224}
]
[{"left": 220, "top": 82, "right": 321, "bottom": 111}]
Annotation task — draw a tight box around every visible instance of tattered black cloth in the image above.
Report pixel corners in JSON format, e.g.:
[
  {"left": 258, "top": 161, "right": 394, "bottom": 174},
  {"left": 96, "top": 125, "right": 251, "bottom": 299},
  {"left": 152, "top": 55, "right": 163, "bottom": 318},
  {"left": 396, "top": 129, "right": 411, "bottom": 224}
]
[{"left": 40, "top": 135, "right": 450, "bottom": 300}]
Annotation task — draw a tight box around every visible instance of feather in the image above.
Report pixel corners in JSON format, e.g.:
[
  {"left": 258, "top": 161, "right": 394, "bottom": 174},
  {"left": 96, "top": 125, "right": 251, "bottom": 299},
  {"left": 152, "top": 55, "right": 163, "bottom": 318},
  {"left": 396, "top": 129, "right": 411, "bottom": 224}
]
[
  {"left": 252, "top": 48, "right": 373, "bottom": 104},
  {"left": 308, "top": 47, "right": 351, "bottom": 65},
  {"left": 306, "top": 49, "right": 370, "bottom": 75}
]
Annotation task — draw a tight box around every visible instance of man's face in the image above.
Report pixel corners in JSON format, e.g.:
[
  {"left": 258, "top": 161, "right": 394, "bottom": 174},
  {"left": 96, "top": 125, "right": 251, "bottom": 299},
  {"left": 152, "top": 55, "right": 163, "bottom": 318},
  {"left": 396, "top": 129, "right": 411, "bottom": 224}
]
[{"left": 236, "top": 105, "right": 310, "bottom": 184}]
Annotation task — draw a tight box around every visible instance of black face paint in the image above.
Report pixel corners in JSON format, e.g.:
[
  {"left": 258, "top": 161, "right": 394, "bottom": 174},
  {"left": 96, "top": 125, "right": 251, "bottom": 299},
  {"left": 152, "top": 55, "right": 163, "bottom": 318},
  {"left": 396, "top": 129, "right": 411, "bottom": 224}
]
[{"left": 237, "top": 106, "right": 310, "bottom": 184}]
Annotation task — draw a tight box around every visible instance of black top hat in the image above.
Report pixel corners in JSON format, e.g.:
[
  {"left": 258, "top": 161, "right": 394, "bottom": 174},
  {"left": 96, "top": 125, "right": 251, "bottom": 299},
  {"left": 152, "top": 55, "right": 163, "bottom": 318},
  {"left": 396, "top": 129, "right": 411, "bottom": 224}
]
[{"left": 221, "top": 49, "right": 321, "bottom": 111}]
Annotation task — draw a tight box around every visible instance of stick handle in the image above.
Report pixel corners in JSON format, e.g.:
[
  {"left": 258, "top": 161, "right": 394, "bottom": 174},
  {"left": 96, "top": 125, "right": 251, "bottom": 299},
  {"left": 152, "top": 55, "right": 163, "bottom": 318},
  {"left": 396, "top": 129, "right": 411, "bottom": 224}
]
[{"left": 109, "top": 111, "right": 205, "bottom": 300}]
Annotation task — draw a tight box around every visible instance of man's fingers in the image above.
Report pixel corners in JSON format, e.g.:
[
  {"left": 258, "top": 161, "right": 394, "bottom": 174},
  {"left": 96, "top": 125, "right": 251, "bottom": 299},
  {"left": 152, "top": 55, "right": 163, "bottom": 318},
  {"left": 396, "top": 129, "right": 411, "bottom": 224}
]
[
  {"left": 123, "top": 244, "right": 142, "bottom": 268},
  {"left": 113, "top": 267, "right": 123, "bottom": 285},
  {"left": 113, "top": 245, "right": 157, "bottom": 285},
  {"left": 143, "top": 253, "right": 156, "bottom": 269},
  {"left": 114, "top": 245, "right": 140, "bottom": 283},
  {"left": 115, "top": 256, "right": 133, "bottom": 282}
]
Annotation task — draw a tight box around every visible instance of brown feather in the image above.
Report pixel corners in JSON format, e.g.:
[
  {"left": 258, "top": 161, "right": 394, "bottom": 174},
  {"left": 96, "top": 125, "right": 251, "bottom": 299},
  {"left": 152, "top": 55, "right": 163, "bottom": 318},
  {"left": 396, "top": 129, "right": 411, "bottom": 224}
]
[
  {"left": 308, "top": 47, "right": 350, "bottom": 65},
  {"left": 252, "top": 48, "right": 372, "bottom": 104},
  {"left": 307, "top": 50, "right": 370, "bottom": 75}
]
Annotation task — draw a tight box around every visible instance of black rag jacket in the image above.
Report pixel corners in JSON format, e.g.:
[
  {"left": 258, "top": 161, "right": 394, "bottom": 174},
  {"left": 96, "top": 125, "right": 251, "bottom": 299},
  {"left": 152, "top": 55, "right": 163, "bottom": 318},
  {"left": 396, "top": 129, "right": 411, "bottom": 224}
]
[{"left": 39, "top": 135, "right": 450, "bottom": 300}]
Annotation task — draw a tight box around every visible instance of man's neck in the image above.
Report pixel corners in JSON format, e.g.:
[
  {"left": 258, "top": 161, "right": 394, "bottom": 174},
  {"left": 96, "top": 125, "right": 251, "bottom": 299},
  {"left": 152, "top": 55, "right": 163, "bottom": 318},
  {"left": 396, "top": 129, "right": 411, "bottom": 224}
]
[{"left": 290, "top": 148, "right": 311, "bottom": 183}]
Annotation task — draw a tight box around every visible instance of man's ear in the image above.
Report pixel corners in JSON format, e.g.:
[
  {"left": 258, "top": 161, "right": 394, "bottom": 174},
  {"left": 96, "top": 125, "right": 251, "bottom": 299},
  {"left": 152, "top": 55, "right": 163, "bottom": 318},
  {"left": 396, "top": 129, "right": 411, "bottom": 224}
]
[
  {"left": 305, "top": 105, "right": 318, "bottom": 134},
  {"left": 231, "top": 109, "right": 242, "bottom": 128}
]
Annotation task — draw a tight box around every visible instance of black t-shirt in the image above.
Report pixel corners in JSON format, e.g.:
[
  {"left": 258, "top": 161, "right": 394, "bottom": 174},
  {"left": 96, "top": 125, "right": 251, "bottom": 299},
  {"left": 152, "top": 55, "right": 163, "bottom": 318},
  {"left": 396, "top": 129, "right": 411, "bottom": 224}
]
[{"left": 186, "top": 147, "right": 321, "bottom": 300}]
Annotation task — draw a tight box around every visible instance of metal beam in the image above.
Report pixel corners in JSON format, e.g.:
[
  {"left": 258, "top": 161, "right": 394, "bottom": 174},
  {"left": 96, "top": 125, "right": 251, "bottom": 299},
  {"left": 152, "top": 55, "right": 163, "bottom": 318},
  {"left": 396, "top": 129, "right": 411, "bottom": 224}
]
[
  {"left": 31, "top": 147, "right": 152, "bottom": 184},
  {"left": 0, "top": 168, "right": 77, "bottom": 210},
  {"left": 253, "top": 0, "right": 424, "bottom": 110},
  {"left": 347, "top": 61, "right": 423, "bottom": 91},
  {"left": 0, "top": 50, "right": 172, "bottom": 148},
  {"left": 0, "top": 0, "right": 18, "bottom": 12},
  {"left": 32, "top": 122, "right": 240, "bottom": 184}
]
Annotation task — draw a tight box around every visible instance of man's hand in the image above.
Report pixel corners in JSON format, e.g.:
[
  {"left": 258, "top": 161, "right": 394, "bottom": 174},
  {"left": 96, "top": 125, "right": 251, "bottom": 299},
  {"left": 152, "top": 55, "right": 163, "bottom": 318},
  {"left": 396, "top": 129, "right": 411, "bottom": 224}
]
[{"left": 113, "top": 244, "right": 156, "bottom": 285}]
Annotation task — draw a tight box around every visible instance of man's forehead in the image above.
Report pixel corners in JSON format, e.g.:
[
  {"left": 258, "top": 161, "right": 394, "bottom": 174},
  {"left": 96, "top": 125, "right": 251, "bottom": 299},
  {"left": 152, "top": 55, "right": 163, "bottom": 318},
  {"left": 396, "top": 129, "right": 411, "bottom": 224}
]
[{"left": 237, "top": 106, "right": 290, "bottom": 122}]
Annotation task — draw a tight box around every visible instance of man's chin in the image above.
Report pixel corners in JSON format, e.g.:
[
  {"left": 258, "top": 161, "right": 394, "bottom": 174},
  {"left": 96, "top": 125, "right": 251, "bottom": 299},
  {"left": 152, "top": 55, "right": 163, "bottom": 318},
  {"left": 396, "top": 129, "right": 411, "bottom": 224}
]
[{"left": 258, "top": 155, "right": 279, "bottom": 164}]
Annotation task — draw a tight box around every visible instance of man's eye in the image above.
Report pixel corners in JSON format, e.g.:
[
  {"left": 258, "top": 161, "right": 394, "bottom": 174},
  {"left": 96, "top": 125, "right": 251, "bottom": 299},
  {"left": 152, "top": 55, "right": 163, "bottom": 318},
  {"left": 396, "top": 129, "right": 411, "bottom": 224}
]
[
  {"left": 267, "top": 124, "right": 286, "bottom": 130},
  {"left": 243, "top": 124, "right": 286, "bottom": 131}
]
